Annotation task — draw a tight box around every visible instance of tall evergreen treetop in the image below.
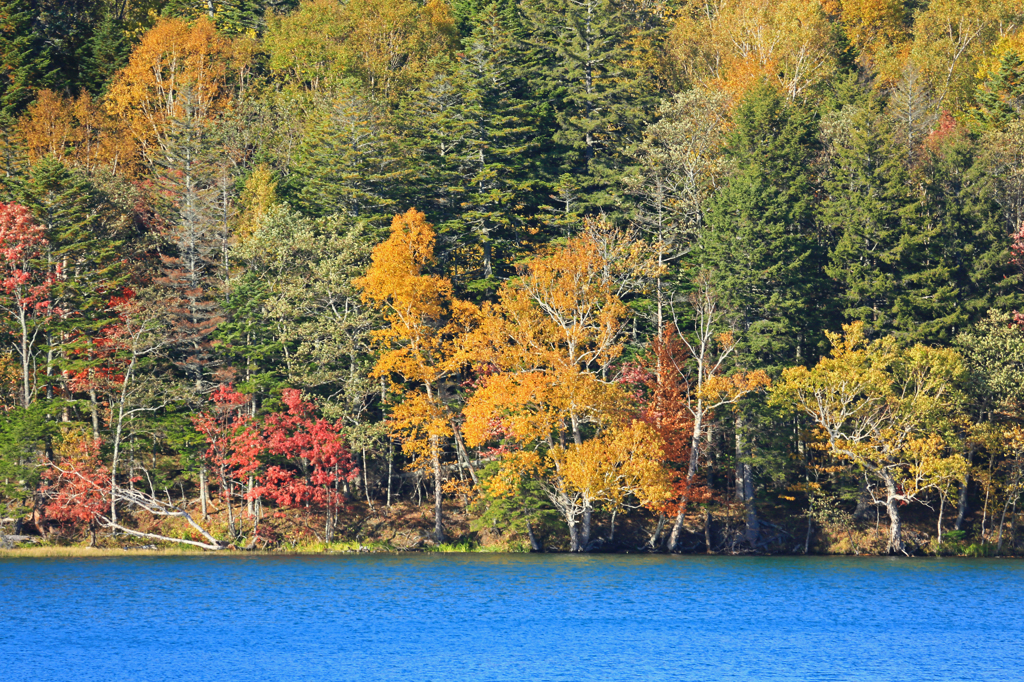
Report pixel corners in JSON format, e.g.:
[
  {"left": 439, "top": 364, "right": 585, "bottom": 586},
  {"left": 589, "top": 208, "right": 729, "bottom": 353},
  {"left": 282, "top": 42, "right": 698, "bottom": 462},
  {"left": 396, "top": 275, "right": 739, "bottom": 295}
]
[{"left": 703, "top": 81, "right": 827, "bottom": 372}]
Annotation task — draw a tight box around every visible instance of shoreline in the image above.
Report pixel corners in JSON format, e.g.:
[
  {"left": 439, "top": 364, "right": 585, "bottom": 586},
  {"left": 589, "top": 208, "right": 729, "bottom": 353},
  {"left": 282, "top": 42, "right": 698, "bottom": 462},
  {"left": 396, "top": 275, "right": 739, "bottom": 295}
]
[{"left": 2, "top": 543, "right": 1020, "bottom": 559}]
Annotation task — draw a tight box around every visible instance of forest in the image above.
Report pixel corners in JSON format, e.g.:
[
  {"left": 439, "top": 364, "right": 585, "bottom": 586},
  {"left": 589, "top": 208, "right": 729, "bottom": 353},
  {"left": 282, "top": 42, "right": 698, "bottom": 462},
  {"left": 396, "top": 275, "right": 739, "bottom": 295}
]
[{"left": 2, "top": 0, "right": 1024, "bottom": 556}]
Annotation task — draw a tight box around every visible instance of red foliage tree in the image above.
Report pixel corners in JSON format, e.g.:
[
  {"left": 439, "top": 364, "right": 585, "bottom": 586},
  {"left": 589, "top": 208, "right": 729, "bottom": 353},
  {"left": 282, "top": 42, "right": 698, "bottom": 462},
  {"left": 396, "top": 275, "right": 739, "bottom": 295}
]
[
  {"left": 0, "top": 202, "right": 56, "bottom": 408},
  {"left": 246, "top": 389, "right": 358, "bottom": 542},
  {"left": 193, "top": 385, "right": 260, "bottom": 538},
  {"left": 636, "top": 328, "right": 706, "bottom": 515},
  {"left": 41, "top": 432, "right": 111, "bottom": 547}
]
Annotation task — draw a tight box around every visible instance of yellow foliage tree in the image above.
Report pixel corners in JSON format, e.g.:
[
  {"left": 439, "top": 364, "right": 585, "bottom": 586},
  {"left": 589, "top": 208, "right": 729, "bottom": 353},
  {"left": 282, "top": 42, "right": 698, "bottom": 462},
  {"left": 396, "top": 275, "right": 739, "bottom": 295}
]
[
  {"left": 16, "top": 90, "right": 138, "bottom": 175},
  {"left": 356, "top": 208, "right": 479, "bottom": 542},
  {"left": 463, "top": 223, "right": 671, "bottom": 551},
  {"left": 908, "top": 0, "right": 1023, "bottom": 113},
  {"left": 669, "top": 0, "right": 840, "bottom": 101},
  {"left": 266, "top": 0, "right": 457, "bottom": 102},
  {"left": 774, "top": 322, "right": 969, "bottom": 554},
  {"left": 106, "top": 16, "right": 234, "bottom": 161},
  {"left": 235, "top": 164, "right": 278, "bottom": 243}
]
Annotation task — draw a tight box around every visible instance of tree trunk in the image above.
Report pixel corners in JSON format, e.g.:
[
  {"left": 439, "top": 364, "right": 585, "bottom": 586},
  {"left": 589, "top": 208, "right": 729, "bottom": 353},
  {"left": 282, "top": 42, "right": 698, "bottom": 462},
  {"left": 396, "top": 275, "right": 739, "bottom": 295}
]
[
  {"left": 199, "top": 468, "right": 209, "bottom": 520},
  {"left": 568, "top": 518, "right": 581, "bottom": 552},
  {"left": 649, "top": 513, "right": 665, "bottom": 550},
  {"left": 432, "top": 444, "right": 444, "bottom": 543},
  {"left": 954, "top": 447, "right": 975, "bottom": 531},
  {"left": 883, "top": 474, "right": 904, "bottom": 554},
  {"left": 581, "top": 505, "right": 592, "bottom": 551},
  {"left": 703, "top": 507, "right": 713, "bottom": 553},
  {"left": 735, "top": 414, "right": 759, "bottom": 546},
  {"left": 362, "top": 448, "right": 372, "bottom": 508},
  {"left": 451, "top": 423, "right": 479, "bottom": 486},
  {"left": 526, "top": 521, "right": 542, "bottom": 552}
]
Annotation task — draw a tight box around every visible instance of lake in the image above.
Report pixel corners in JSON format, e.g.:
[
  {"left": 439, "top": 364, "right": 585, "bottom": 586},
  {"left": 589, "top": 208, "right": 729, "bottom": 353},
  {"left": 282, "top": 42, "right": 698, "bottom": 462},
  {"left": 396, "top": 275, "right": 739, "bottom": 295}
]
[{"left": 0, "top": 554, "right": 1020, "bottom": 681}]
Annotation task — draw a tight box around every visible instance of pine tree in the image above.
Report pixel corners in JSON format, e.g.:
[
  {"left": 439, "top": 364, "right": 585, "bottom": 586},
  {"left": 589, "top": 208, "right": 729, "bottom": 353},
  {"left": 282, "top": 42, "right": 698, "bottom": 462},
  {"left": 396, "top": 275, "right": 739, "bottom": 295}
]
[
  {"left": 288, "top": 90, "right": 412, "bottom": 220},
  {"left": 401, "top": 5, "right": 538, "bottom": 294},
  {"left": 150, "top": 115, "right": 230, "bottom": 392},
  {"left": 911, "top": 125, "right": 1022, "bottom": 342},
  {"left": 0, "top": 0, "right": 48, "bottom": 117},
  {"left": 79, "top": 11, "right": 133, "bottom": 96},
  {"left": 18, "top": 158, "right": 130, "bottom": 429},
  {"left": 973, "top": 50, "right": 1024, "bottom": 130}
]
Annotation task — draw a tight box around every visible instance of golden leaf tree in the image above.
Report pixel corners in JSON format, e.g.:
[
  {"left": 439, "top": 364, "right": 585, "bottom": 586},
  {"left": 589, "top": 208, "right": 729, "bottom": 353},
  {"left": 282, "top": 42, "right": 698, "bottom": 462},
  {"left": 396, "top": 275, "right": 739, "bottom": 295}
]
[
  {"left": 774, "top": 322, "right": 969, "bottom": 554},
  {"left": 463, "top": 222, "right": 671, "bottom": 551},
  {"left": 16, "top": 90, "right": 137, "bottom": 175},
  {"left": 106, "top": 16, "right": 234, "bottom": 162},
  {"left": 669, "top": 0, "right": 841, "bottom": 101},
  {"left": 356, "top": 208, "right": 479, "bottom": 542}
]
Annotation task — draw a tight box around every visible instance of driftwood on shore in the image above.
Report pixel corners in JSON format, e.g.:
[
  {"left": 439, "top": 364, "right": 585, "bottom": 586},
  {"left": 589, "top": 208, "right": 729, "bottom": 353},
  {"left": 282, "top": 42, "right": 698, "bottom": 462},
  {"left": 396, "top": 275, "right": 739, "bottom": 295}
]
[{"left": 0, "top": 534, "right": 38, "bottom": 549}]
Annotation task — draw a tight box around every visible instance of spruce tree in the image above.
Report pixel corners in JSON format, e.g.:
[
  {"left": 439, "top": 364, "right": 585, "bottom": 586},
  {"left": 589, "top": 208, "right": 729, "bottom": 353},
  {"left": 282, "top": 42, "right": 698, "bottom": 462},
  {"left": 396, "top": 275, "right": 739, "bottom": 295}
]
[
  {"left": 0, "top": 0, "right": 48, "bottom": 117},
  {"left": 910, "top": 127, "right": 1022, "bottom": 343},
  {"left": 973, "top": 50, "right": 1024, "bottom": 130},
  {"left": 401, "top": 5, "right": 538, "bottom": 294},
  {"left": 823, "top": 99, "right": 919, "bottom": 337},
  {"left": 288, "top": 90, "right": 411, "bottom": 221},
  {"left": 519, "top": 0, "right": 661, "bottom": 213},
  {"left": 702, "top": 81, "right": 827, "bottom": 372}
]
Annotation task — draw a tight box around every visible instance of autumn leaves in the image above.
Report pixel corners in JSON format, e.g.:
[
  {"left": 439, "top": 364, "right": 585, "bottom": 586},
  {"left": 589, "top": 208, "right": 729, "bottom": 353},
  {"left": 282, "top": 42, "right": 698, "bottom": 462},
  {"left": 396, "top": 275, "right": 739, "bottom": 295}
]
[{"left": 359, "top": 209, "right": 690, "bottom": 551}]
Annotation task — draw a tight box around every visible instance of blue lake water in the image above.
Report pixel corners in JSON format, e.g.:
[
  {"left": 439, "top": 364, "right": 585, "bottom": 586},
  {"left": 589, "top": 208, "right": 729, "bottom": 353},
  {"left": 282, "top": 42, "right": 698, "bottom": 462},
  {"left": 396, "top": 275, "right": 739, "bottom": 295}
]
[{"left": 0, "top": 554, "right": 1021, "bottom": 681}]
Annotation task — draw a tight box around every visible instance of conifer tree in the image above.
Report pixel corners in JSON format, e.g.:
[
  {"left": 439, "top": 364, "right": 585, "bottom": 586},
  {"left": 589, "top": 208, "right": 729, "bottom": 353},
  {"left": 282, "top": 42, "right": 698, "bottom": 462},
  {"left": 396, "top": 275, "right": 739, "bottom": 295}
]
[
  {"left": 823, "top": 99, "right": 919, "bottom": 337},
  {"left": 520, "top": 0, "right": 661, "bottom": 212},
  {"left": 0, "top": 0, "right": 48, "bottom": 117},
  {"left": 703, "top": 81, "right": 827, "bottom": 371},
  {"left": 401, "top": 5, "right": 538, "bottom": 293},
  {"left": 288, "top": 90, "right": 411, "bottom": 220},
  {"left": 973, "top": 50, "right": 1024, "bottom": 130}
]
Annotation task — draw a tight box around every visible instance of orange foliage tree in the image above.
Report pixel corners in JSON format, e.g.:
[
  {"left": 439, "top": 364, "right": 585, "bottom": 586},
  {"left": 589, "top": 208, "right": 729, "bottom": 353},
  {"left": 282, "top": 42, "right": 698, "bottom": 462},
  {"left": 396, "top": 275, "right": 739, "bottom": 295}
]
[
  {"left": 356, "top": 208, "right": 479, "bottom": 542},
  {"left": 106, "top": 16, "right": 234, "bottom": 162},
  {"left": 463, "top": 224, "right": 671, "bottom": 551},
  {"left": 16, "top": 90, "right": 138, "bottom": 175}
]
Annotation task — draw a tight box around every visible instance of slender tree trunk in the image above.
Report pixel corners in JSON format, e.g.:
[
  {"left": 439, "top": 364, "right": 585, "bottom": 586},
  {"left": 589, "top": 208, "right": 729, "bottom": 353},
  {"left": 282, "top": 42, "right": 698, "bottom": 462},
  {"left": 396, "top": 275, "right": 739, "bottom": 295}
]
[
  {"left": 451, "top": 423, "right": 479, "bottom": 486},
  {"left": 362, "top": 448, "right": 372, "bottom": 508},
  {"left": 89, "top": 388, "right": 100, "bottom": 439},
  {"left": 955, "top": 446, "right": 974, "bottom": 531},
  {"left": 981, "top": 454, "right": 995, "bottom": 538},
  {"left": 668, "top": 409, "right": 705, "bottom": 551},
  {"left": 997, "top": 464, "right": 1021, "bottom": 554},
  {"left": 704, "top": 507, "right": 713, "bottom": 553},
  {"left": 432, "top": 441, "right": 444, "bottom": 543},
  {"left": 247, "top": 476, "right": 254, "bottom": 518},
  {"left": 649, "top": 513, "right": 665, "bottom": 550},
  {"left": 937, "top": 492, "right": 945, "bottom": 545},
  {"left": 735, "top": 414, "right": 759, "bottom": 545},
  {"left": 386, "top": 454, "right": 393, "bottom": 508},
  {"left": 526, "top": 521, "right": 542, "bottom": 552},
  {"left": 200, "top": 469, "right": 209, "bottom": 520}
]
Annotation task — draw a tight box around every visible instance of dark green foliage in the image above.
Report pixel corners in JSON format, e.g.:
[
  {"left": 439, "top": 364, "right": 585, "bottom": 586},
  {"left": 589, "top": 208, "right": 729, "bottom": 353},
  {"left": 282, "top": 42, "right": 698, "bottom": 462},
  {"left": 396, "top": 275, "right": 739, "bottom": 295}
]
[
  {"left": 79, "top": 11, "right": 133, "bottom": 96},
  {"left": 823, "top": 99, "right": 918, "bottom": 338},
  {"left": 0, "top": 0, "right": 48, "bottom": 117},
  {"left": 519, "top": 0, "right": 662, "bottom": 213},
  {"left": 400, "top": 5, "right": 540, "bottom": 295},
  {"left": 703, "top": 81, "right": 828, "bottom": 372},
  {"left": 287, "top": 89, "right": 412, "bottom": 221}
]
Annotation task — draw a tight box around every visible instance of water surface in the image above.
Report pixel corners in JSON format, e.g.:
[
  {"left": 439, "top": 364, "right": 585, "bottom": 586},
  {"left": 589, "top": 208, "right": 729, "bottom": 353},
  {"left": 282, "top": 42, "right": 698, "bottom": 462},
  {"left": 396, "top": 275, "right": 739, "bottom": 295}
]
[{"left": 1, "top": 554, "right": 1020, "bottom": 681}]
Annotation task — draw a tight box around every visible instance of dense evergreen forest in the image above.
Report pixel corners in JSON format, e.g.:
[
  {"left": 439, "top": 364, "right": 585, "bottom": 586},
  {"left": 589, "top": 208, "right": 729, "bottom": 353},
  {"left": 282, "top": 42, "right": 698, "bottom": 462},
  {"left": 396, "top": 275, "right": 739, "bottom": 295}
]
[{"left": 2, "top": 0, "right": 1024, "bottom": 555}]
